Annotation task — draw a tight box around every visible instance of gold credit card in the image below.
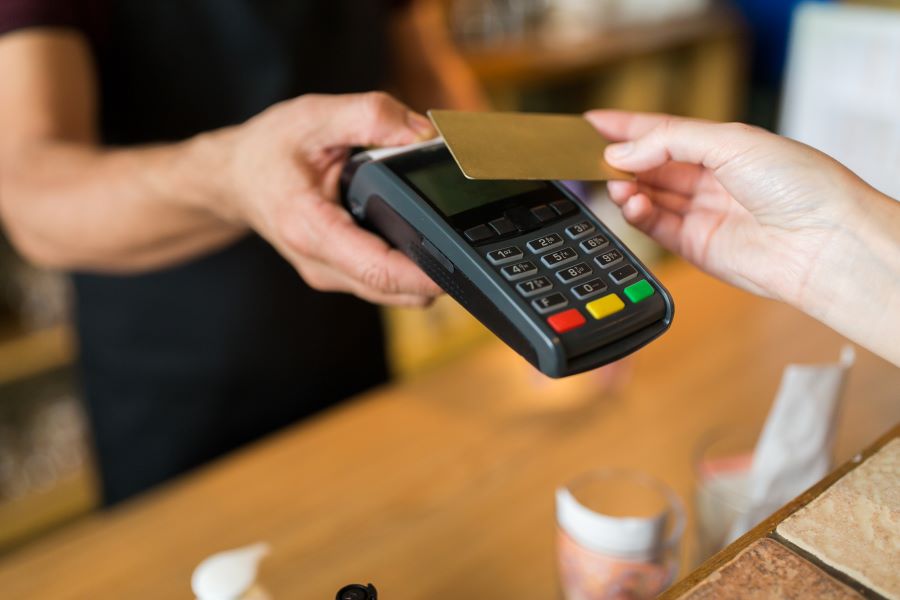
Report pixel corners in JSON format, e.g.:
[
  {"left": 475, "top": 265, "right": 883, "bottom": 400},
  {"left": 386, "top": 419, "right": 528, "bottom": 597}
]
[{"left": 428, "top": 110, "right": 633, "bottom": 181}]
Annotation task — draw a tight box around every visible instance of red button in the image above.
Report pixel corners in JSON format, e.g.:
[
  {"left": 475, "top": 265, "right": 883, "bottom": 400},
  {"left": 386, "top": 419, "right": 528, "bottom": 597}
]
[{"left": 546, "top": 308, "right": 586, "bottom": 333}]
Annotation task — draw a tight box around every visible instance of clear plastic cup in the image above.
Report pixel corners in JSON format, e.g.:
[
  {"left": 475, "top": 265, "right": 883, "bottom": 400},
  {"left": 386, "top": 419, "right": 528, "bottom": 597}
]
[
  {"left": 692, "top": 425, "right": 758, "bottom": 562},
  {"left": 556, "top": 468, "right": 684, "bottom": 600}
]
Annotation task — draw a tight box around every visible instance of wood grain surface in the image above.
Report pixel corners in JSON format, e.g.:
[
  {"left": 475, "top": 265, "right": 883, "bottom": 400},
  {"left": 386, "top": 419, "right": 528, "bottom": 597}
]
[{"left": 0, "top": 259, "right": 897, "bottom": 600}]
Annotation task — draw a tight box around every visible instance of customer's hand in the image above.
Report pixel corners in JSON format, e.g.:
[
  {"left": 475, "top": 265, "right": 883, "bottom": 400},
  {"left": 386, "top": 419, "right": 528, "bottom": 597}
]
[
  {"left": 586, "top": 110, "right": 900, "bottom": 366},
  {"left": 205, "top": 92, "right": 441, "bottom": 307},
  {"left": 585, "top": 110, "right": 871, "bottom": 306}
]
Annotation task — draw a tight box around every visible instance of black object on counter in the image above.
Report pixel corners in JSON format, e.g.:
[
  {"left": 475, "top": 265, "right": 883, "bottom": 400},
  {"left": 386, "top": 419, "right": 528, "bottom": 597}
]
[{"left": 336, "top": 583, "right": 377, "bottom": 600}]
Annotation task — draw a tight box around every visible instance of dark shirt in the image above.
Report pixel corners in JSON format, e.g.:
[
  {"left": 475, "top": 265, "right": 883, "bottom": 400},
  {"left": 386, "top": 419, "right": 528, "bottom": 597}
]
[{"left": 0, "top": 0, "right": 399, "bottom": 504}]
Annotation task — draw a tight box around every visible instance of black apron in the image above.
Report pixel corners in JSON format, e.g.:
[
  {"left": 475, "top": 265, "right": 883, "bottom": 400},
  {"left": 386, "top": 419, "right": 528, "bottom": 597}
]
[{"left": 71, "top": 0, "right": 395, "bottom": 504}]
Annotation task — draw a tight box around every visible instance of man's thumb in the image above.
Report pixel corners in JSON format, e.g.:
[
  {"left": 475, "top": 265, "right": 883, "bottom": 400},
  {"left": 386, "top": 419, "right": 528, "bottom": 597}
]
[{"left": 314, "top": 92, "right": 436, "bottom": 148}]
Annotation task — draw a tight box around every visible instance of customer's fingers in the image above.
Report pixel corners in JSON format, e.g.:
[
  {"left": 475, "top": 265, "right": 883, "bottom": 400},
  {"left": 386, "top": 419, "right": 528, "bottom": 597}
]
[
  {"left": 606, "top": 180, "right": 639, "bottom": 203},
  {"left": 633, "top": 161, "right": 706, "bottom": 196},
  {"left": 585, "top": 110, "right": 673, "bottom": 141},
  {"left": 646, "top": 185, "right": 691, "bottom": 216},
  {"left": 609, "top": 181, "right": 691, "bottom": 216},
  {"left": 603, "top": 119, "right": 764, "bottom": 174},
  {"left": 588, "top": 111, "right": 709, "bottom": 197},
  {"left": 619, "top": 192, "right": 683, "bottom": 254}
]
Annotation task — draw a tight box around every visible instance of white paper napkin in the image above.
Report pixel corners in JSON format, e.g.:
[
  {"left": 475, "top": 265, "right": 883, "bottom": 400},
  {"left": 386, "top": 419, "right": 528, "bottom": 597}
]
[{"left": 727, "top": 346, "right": 855, "bottom": 541}]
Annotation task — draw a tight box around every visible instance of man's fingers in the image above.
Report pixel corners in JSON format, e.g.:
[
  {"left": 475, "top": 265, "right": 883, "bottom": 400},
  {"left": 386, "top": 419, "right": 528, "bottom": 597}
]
[
  {"left": 295, "top": 259, "right": 435, "bottom": 307},
  {"left": 310, "top": 202, "right": 442, "bottom": 298},
  {"left": 319, "top": 263, "right": 436, "bottom": 307},
  {"left": 350, "top": 286, "right": 436, "bottom": 308},
  {"left": 358, "top": 247, "right": 444, "bottom": 298},
  {"left": 305, "top": 91, "right": 436, "bottom": 149},
  {"left": 277, "top": 188, "right": 441, "bottom": 305}
]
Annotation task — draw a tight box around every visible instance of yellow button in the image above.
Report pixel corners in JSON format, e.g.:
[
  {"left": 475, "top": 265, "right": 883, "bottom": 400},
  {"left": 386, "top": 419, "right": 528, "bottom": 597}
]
[{"left": 586, "top": 293, "right": 625, "bottom": 320}]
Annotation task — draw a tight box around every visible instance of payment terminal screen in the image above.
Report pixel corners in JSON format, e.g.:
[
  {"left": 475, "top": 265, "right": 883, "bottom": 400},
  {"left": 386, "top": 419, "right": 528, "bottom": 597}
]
[{"left": 404, "top": 160, "right": 543, "bottom": 217}]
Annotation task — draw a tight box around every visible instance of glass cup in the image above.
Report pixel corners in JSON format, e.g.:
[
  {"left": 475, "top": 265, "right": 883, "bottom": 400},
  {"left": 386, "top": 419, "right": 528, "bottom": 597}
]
[
  {"left": 692, "top": 425, "right": 758, "bottom": 563},
  {"left": 556, "top": 468, "right": 684, "bottom": 600}
]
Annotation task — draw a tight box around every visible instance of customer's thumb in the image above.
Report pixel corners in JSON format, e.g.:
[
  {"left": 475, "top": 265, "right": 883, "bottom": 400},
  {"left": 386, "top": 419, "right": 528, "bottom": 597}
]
[{"left": 604, "top": 118, "right": 758, "bottom": 173}]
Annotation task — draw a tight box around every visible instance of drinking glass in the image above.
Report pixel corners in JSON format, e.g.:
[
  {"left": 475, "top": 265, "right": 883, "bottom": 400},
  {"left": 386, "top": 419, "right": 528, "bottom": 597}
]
[
  {"left": 556, "top": 468, "right": 684, "bottom": 600},
  {"left": 693, "top": 425, "right": 757, "bottom": 562}
]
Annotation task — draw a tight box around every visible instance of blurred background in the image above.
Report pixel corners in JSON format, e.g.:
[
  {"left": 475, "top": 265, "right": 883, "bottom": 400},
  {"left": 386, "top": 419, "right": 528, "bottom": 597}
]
[{"left": 0, "top": 0, "right": 898, "bottom": 555}]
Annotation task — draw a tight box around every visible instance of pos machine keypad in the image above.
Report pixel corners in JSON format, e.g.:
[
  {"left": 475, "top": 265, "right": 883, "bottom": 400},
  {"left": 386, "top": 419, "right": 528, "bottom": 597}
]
[
  {"left": 480, "top": 208, "right": 659, "bottom": 335},
  {"left": 346, "top": 141, "right": 672, "bottom": 377}
]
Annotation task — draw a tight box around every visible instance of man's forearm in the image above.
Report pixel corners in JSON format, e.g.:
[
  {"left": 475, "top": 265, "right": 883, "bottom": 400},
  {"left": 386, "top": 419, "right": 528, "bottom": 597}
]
[{"left": 0, "top": 131, "right": 246, "bottom": 272}]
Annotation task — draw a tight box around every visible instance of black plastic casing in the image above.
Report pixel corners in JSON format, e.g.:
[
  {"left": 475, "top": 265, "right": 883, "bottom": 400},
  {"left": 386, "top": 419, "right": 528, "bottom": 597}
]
[{"left": 341, "top": 141, "right": 674, "bottom": 378}]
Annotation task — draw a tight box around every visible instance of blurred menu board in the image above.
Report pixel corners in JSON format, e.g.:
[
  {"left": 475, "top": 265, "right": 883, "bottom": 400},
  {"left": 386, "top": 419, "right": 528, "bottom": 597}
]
[{"left": 780, "top": 2, "right": 900, "bottom": 202}]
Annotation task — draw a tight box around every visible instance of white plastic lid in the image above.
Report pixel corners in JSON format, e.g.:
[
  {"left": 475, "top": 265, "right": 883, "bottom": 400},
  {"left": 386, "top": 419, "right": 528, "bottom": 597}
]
[
  {"left": 556, "top": 479, "right": 684, "bottom": 560},
  {"left": 192, "top": 542, "right": 270, "bottom": 600}
]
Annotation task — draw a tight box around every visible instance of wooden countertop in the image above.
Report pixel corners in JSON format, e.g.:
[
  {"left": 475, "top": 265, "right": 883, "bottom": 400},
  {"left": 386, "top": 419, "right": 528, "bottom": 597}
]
[{"left": 0, "top": 260, "right": 897, "bottom": 599}]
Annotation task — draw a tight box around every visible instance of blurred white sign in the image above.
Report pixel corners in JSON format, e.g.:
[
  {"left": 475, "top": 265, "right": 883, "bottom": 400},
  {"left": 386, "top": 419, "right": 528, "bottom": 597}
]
[{"left": 780, "top": 2, "right": 900, "bottom": 201}]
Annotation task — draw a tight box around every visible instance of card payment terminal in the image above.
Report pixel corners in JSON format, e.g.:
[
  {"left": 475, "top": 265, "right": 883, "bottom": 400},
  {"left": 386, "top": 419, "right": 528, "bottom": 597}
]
[{"left": 341, "top": 139, "right": 674, "bottom": 378}]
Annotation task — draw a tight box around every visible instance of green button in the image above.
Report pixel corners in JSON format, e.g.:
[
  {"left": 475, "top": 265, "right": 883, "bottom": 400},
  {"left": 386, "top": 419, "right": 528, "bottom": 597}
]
[{"left": 624, "top": 279, "right": 655, "bottom": 303}]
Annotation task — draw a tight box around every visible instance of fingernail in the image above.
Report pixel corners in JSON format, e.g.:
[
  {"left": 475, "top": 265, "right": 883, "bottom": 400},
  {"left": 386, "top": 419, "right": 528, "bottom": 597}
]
[
  {"left": 408, "top": 113, "right": 436, "bottom": 139},
  {"left": 606, "top": 142, "right": 634, "bottom": 158}
]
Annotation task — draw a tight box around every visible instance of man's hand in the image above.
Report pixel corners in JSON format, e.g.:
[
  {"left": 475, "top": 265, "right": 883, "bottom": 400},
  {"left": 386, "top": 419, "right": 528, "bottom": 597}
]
[
  {"left": 0, "top": 30, "right": 442, "bottom": 306},
  {"left": 198, "top": 92, "right": 442, "bottom": 307}
]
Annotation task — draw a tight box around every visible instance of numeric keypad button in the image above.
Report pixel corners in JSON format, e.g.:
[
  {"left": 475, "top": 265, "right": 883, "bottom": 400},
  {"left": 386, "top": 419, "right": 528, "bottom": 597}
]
[
  {"left": 565, "top": 221, "right": 595, "bottom": 240},
  {"left": 580, "top": 235, "right": 610, "bottom": 254},
  {"left": 541, "top": 247, "right": 578, "bottom": 268},
  {"left": 532, "top": 293, "right": 568, "bottom": 314},
  {"left": 516, "top": 276, "right": 553, "bottom": 298},
  {"left": 595, "top": 249, "right": 623, "bottom": 269},
  {"left": 500, "top": 261, "right": 537, "bottom": 281},
  {"left": 526, "top": 233, "right": 564, "bottom": 254},
  {"left": 556, "top": 262, "right": 593, "bottom": 284},
  {"left": 609, "top": 264, "right": 638, "bottom": 284},
  {"left": 486, "top": 246, "right": 523, "bottom": 265},
  {"left": 571, "top": 278, "right": 607, "bottom": 300}
]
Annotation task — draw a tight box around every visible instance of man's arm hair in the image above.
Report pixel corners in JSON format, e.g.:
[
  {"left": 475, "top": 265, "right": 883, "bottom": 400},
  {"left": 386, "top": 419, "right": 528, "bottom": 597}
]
[{"left": 0, "top": 29, "right": 245, "bottom": 272}]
